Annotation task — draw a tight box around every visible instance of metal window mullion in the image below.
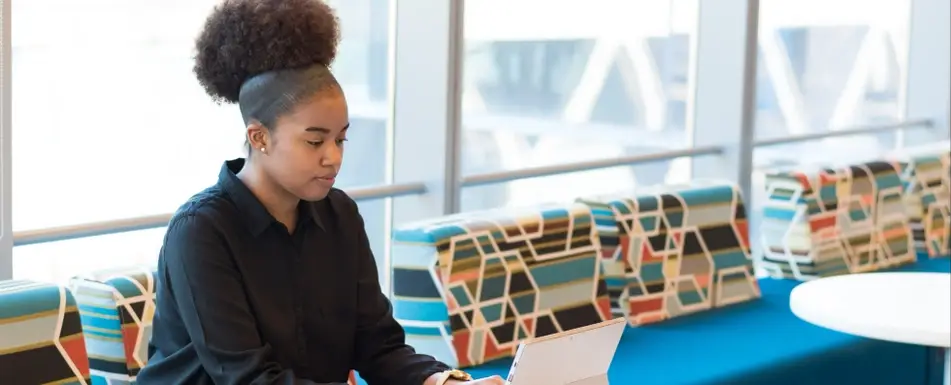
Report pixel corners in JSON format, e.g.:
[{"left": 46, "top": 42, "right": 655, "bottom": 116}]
[
  {"left": 386, "top": 0, "right": 464, "bottom": 293},
  {"left": 1, "top": 0, "right": 12, "bottom": 280},
  {"left": 900, "top": 0, "right": 951, "bottom": 146},
  {"left": 686, "top": 0, "right": 759, "bottom": 202},
  {"left": 389, "top": 0, "right": 462, "bottom": 222}
]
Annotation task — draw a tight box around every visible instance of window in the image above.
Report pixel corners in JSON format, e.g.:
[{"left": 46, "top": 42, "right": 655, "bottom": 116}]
[
  {"left": 14, "top": 228, "right": 166, "bottom": 283},
  {"left": 10, "top": 0, "right": 391, "bottom": 281},
  {"left": 753, "top": 0, "right": 909, "bottom": 150},
  {"left": 746, "top": 0, "right": 913, "bottom": 262},
  {"left": 7, "top": 0, "right": 947, "bottom": 283},
  {"left": 460, "top": 0, "right": 697, "bottom": 210}
]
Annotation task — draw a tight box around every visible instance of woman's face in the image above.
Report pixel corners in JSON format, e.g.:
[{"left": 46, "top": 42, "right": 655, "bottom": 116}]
[{"left": 255, "top": 91, "right": 350, "bottom": 201}]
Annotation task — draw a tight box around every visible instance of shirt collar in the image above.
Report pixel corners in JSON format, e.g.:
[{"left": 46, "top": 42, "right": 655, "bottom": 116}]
[{"left": 217, "top": 158, "right": 325, "bottom": 236}]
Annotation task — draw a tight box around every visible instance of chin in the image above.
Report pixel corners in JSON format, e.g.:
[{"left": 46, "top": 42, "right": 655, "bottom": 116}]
[{"left": 299, "top": 187, "right": 332, "bottom": 202}]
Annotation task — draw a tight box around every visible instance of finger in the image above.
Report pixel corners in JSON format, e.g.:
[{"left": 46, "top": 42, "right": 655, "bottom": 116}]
[{"left": 472, "top": 375, "right": 506, "bottom": 384}]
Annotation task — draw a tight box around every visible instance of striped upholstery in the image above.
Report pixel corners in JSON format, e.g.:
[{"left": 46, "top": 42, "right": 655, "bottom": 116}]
[
  {"left": 758, "top": 161, "right": 916, "bottom": 280},
  {"left": 71, "top": 267, "right": 157, "bottom": 384},
  {"left": 0, "top": 279, "right": 91, "bottom": 385},
  {"left": 896, "top": 149, "right": 951, "bottom": 259},
  {"left": 391, "top": 203, "right": 612, "bottom": 368},
  {"left": 71, "top": 266, "right": 358, "bottom": 385},
  {"left": 579, "top": 182, "right": 760, "bottom": 326}
]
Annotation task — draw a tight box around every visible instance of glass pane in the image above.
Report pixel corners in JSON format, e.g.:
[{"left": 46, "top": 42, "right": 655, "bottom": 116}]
[
  {"left": 10, "top": 0, "right": 390, "bottom": 231},
  {"left": 461, "top": 0, "right": 696, "bottom": 180},
  {"left": 12, "top": 199, "right": 388, "bottom": 283},
  {"left": 754, "top": 0, "right": 909, "bottom": 148},
  {"left": 460, "top": 157, "right": 696, "bottom": 212},
  {"left": 14, "top": 228, "right": 166, "bottom": 284}
]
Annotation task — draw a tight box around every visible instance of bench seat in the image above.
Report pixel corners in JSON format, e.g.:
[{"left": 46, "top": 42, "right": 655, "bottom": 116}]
[{"left": 462, "top": 257, "right": 950, "bottom": 385}]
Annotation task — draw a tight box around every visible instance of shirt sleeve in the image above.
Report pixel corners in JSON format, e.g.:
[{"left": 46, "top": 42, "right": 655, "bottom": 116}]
[
  {"left": 344, "top": 195, "right": 451, "bottom": 385},
  {"left": 162, "top": 213, "right": 320, "bottom": 385}
]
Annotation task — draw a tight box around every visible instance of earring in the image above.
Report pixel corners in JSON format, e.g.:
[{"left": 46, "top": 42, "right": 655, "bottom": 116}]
[{"left": 260, "top": 148, "right": 266, "bottom": 153}]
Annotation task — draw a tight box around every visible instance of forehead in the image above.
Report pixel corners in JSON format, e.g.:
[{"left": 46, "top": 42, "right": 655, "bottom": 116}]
[{"left": 280, "top": 92, "right": 349, "bottom": 135}]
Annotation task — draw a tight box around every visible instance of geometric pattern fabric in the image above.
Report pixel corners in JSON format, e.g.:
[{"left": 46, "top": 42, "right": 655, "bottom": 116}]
[
  {"left": 392, "top": 203, "right": 613, "bottom": 368},
  {"left": 580, "top": 182, "right": 761, "bottom": 326},
  {"left": 0, "top": 279, "right": 91, "bottom": 385},
  {"left": 758, "top": 160, "right": 916, "bottom": 280},
  {"left": 68, "top": 266, "right": 358, "bottom": 385},
  {"left": 71, "top": 267, "right": 158, "bottom": 385},
  {"left": 895, "top": 148, "right": 951, "bottom": 259}
]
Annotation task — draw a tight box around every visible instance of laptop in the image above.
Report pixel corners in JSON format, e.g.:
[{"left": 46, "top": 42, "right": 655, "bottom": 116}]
[{"left": 505, "top": 317, "right": 627, "bottom": 385}]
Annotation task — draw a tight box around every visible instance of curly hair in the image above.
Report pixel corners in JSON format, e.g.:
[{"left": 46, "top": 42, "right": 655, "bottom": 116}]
[{"left": 193, "top": 0, "right": 341, "bottom": 105}]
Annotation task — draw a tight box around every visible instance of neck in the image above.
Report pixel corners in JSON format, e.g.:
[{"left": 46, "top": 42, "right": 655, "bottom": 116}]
[{"left": 237, "top": 159, "right": 299, "bottom": 230}]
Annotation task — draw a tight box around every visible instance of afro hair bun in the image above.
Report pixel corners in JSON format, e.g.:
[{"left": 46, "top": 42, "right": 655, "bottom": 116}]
[{"left": 193, "top": 0, "right": 341, "bottom": 104}]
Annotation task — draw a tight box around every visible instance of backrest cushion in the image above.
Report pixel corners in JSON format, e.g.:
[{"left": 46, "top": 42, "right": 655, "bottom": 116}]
[
  {"left": 71, "top": 267, "right": 157, "bottom": 383},
  {"left": 391, "top": 203, "right": 612, "bottom": 367},
  {"left": 580, "top": 181, "right": 760, "bottom": 326},
  {"left": 0, "top": 279, "right": 91, "bottom": 384},
  {"left": 759, "top": 161, "right": 915, "bottom": 280},
  {"left": 897, "top": 149, "right": 951, "bottom": 259}
]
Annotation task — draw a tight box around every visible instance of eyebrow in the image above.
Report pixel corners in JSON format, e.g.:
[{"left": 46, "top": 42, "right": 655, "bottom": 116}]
[{"left": 305, "top": 123, "right": 350, "bottom": 134}]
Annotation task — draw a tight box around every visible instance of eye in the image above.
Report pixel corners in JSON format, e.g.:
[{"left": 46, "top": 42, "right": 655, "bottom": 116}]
[{"left": 335, "top": 138, "right": 348, "bottom": 146}]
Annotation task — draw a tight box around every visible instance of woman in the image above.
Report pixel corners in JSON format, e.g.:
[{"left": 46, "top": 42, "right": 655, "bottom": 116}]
[{"left": 137, "top": 1, "right": 504, "bottom": 384}]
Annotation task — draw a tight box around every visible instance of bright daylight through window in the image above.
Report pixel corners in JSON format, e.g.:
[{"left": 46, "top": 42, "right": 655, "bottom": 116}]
[
  {"left": 3, "top": 0, "right": 948, "bottom": 287},
  {"left": 10, "top": 0, "right": 390, "bottom": 282}
]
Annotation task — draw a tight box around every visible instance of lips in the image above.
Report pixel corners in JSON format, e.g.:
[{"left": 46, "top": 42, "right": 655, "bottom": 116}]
[{"left": 315, "top": 176, "right": 336, "bottom": 187}]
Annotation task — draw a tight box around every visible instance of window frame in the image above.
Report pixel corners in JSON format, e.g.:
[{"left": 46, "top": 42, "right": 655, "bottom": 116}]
[{"left": 3, "top": 0, "right": 949, "bottom": 281}]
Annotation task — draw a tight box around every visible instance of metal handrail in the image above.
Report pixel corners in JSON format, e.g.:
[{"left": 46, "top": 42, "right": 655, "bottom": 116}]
[
  {"left": 11, "top": 145, "right": 724, "bottom": 246},
  {"left": 753, "top": 119, "right": 934, "bottom": 147},
  {"left": 12, "top": 116, "right": 939, "bottom": 247},
  {"left": 11, "top": 182, "right": 427, "bottom": 246},
  {"left": 461, "top": 145, "right": 725, "bottom": 187}
]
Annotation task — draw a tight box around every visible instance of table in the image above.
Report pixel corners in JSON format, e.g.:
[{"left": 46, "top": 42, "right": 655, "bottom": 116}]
[{"left": 790, "top": 272, "right": 951, "bottom": 385}]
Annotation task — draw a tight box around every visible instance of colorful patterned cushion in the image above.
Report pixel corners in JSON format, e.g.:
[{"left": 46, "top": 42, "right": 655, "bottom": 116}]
[
  {"left": 71, "top": 267, "right": 157, "bottom": 384},
  {"left": 391, "top": 203, "right": 612, "bottom": 368},
  {"left": 895, "top": 148, "right": 950, "bottom": 259},
  {"left": 71, "top": 266, "right": 357, "bottom": 385},
  {"left": 0, "top": 279, "right": 91, "bottom": 384},
  {"left": 758, "top": 161, "right": 916, "bottom": 280},
  {"left": 579, "top": 181, "right": 760, "bottom": 326}
]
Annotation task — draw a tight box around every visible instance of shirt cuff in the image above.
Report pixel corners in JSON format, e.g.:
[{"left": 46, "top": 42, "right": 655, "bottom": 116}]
[{"left": 411, "top": 361, "right": 453, "bottom": 385}]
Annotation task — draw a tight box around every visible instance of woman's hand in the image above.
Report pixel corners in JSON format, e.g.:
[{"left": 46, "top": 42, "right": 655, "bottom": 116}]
[{"left": 461, "top": 375, "right": 507, "bottom": 384}]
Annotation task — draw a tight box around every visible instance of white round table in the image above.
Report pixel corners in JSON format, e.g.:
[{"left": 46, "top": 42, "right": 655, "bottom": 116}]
[{"left": 790, "top": 272, "right": 951, "bottom": 385}]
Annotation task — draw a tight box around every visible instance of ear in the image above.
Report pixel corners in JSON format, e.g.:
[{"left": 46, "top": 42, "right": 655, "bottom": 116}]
[{"left": 246, "top": 121, "right": 270, "bottom": 154}]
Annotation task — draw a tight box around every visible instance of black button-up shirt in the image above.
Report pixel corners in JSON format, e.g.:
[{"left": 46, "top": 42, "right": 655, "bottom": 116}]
[{"left": 138, "top": 159, "right": 449, "bottom": 385}]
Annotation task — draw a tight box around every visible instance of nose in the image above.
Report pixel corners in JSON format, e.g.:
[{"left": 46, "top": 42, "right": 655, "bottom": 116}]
[{"left": 320, "top": 141, "right": 343, "bottom": 168}]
